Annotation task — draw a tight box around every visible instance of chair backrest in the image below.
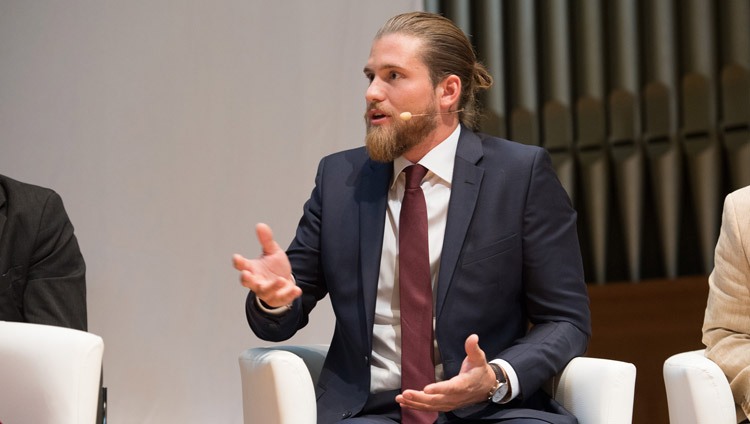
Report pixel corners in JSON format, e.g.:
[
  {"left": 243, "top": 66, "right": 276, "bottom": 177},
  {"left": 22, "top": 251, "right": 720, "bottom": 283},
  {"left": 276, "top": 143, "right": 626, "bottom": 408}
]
[
  {"left": 0, "top": 321, "right": 104, "bottom": 424},
  {"left": 663, "top": 349, "right": 736, "bottom": 424}
]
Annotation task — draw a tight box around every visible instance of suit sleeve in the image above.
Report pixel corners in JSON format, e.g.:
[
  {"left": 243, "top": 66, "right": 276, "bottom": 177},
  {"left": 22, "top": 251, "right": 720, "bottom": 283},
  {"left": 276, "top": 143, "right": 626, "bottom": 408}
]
[
  {"left": 501, "top": 148, "right": 591, "bottom": 397},
  {"left": 246, "top": 158, "right": 329, "bottom": 341},
  {"left": 703, "top": 190, "right": 750, "bottom": 419},
  {"left": 24, "top": 190, "right": 87, "bottom": 331}
]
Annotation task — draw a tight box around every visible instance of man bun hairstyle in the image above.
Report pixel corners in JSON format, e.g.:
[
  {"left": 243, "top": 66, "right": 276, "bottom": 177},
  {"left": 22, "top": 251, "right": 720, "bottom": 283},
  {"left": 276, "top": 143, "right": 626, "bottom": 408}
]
[{"left": 376, "top": 12, "right": 493, "bottom": 130}]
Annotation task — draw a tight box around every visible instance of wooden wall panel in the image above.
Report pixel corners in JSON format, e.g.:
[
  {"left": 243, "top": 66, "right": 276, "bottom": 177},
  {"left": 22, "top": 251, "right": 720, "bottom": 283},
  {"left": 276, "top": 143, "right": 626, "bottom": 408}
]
[{"left": 587, "top": 276, "right": 710, "bottom": 424}]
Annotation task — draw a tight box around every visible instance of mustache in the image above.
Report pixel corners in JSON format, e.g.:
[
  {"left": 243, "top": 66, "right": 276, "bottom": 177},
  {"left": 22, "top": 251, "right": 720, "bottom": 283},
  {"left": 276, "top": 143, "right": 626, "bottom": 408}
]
[
  {"left": 364, "top": 102, "right": 397, "bottom": 116},
  {"left": 366, "top": 101, "right": 382, "bottom": 111}
]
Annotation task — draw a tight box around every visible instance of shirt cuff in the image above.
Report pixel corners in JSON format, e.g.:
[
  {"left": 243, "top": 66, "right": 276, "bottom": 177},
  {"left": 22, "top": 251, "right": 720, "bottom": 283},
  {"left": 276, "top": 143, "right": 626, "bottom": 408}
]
[
  {"left": 254, "top": 296, "right": 292, "bottom": 316},
  {"left": 490, "top": 359, "right": 520, "bottom": 403}
]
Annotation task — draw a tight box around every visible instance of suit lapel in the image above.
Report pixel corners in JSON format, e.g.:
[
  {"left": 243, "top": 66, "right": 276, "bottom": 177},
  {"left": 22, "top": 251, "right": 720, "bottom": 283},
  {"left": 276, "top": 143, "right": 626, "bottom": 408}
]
[
  {"left": 435, "top": 129, "right": 484, "bottom": 319},
  {"left": 358, "top": 159, "right": 392, "bottom": 349}
]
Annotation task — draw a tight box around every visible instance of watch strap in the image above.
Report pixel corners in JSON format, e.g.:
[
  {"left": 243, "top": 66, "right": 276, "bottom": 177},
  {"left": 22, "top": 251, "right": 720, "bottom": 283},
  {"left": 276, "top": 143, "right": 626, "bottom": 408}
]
[
  {"left": 489, "top": 363, "right": 506, "bottom": 384},
  {"left": 488, "top": 363, "right": 510, "bottom": 403}
]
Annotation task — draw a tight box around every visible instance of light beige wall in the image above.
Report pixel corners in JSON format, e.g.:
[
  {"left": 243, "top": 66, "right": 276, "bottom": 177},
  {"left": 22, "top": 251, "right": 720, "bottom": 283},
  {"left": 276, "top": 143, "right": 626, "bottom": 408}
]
[{"left": 0, "top": 1, "right": 419, "bottom": 422}]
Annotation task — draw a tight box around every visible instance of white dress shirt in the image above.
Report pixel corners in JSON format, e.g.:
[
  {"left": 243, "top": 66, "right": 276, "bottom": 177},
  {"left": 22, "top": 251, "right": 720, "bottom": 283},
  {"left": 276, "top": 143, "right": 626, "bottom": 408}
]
[{"left": 368, "top": 125, "right": 519, "bottom": 402}]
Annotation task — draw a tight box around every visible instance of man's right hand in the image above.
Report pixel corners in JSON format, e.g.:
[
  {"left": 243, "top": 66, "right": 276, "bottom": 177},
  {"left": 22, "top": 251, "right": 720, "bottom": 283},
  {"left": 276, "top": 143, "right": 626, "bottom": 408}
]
[{"left": 233, "top": 223, "right": 301, "bottom": 308}]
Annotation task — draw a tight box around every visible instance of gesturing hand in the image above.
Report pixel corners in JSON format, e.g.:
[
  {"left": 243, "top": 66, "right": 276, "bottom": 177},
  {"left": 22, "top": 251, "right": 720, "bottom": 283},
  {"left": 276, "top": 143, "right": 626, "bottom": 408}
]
[
  {"left": 233, "top": 223, "right": 301, "bottom": 308},
  {"left": 396, "top": 334, "right": 497, "bottom": 412}
]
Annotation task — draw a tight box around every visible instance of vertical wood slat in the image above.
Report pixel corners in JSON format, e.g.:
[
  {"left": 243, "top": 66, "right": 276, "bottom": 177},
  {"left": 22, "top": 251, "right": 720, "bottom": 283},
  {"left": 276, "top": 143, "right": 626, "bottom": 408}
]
[
  {"left": 574, "top": 0, "right": 609, "bottom": 284},
  {"left": 508, "top": 0, "right": 539, "bottom": 146},
  {"left": 607, "top": 0, "right": 643, "bottom": 281},
  {"left": 436, "top": 0, "right": 748, "bottom": 283},
  {"left": 442, "top": 0, "right": 472, "bottom": 33},
  {"left": 475, "top": 0, "right": 507, "bottom": 138},
  {"left": 423, "top": 0, "right": 440, "bottom": 14},
  {"left": 680, "top": 0, "right": 721, "bottom": 273},
  {"left": 718, "top": 0, "right": 750, "bottom": 190},
  {"left": 541, "top": 0, "right": 575, "bottom": 200},
  {"left": 641, "top": 0, "right": 682, "bottom": 279}
]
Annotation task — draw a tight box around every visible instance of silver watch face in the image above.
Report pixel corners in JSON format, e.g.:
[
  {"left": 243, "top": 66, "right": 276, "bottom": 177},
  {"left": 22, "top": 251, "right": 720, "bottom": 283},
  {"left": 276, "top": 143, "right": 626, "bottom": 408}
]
[{"left": 491, "top": 382, "right": 508, "bottom": 403}]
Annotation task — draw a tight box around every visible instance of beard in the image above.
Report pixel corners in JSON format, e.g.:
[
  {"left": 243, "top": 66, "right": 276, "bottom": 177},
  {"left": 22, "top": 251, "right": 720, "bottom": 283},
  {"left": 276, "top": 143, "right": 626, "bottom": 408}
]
[{"left": 364, "top": 103, "right": 438, "bottom": 163}]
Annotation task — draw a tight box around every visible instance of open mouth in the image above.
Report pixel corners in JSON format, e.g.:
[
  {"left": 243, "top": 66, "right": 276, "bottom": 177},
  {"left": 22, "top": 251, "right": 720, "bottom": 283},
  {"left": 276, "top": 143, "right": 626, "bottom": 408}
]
[{"left": 368, "top": 109, "right": 390, "bottom": 124}]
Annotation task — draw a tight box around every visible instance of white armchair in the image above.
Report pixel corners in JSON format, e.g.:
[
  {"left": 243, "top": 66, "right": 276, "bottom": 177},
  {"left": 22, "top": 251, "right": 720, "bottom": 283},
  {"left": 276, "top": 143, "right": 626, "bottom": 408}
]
[
  {"left": 0, "top": 321, "right": 104, "bottom": 424},
  {"left": 239, "top": 345, "right": 636, "bottom": 424},
  {"left": 663, "top": 349, "right": 737, "bottom": 424}
]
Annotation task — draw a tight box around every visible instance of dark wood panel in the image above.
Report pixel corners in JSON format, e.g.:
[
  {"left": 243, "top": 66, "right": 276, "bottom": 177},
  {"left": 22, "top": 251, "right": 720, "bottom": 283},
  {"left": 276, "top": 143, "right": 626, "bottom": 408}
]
[{"left": 586, "top": 275, "right": 710, "bottom": 424}]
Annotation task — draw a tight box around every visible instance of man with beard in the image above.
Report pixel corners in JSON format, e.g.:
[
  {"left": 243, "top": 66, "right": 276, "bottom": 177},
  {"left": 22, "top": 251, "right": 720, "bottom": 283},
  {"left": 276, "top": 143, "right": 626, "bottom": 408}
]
[{"left": 233, "top": 11, "right": 590, "bottom": 424}]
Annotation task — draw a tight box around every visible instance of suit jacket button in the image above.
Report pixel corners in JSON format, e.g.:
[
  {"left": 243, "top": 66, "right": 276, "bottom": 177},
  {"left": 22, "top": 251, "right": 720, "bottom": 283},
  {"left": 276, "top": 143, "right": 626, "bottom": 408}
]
[{"left": 342, "top": 411, "right": 352, "bottom": 418}]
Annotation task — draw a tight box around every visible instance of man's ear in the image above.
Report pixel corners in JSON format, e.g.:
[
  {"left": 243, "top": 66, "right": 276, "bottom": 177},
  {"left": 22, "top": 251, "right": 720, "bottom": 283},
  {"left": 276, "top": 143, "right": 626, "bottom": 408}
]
[{"left": 437, "top": 74, "right": 462, "bottom": 110}]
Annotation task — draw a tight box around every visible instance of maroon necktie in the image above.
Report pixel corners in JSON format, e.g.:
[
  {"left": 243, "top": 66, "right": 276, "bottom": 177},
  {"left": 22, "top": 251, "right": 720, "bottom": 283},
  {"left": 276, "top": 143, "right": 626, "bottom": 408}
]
[{"left": 399, "top": 164, "right": 437, "bottom": 424}]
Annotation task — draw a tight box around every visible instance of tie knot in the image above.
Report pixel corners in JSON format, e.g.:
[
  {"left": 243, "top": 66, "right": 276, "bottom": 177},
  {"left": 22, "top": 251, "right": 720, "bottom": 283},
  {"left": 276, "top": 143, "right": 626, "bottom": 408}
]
[{"left": 404, "top": 165, "right": 428, "bottom": 190}]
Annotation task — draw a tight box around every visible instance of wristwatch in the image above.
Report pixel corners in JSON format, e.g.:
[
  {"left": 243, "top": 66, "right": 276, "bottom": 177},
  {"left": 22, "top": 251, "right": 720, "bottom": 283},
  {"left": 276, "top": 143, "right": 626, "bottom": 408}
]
[{"left": 487, "top": 363, "right": 509, "bottom": 403}]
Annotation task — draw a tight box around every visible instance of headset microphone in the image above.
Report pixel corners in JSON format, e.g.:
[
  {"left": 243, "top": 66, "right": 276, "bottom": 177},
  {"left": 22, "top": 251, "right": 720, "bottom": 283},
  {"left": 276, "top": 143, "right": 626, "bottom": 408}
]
[{"left": 398, "top": 109, "right": 464, "bottom": 121}]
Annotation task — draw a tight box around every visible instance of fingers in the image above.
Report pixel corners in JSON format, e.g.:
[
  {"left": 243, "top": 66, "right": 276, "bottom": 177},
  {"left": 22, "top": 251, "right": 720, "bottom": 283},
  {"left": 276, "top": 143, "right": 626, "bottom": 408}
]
[
  {"left": 397, "top": 335, "right": 494, "bottom": 413},
  {"left": 233, "top": 223, "right": 279, "bottom": 265},
  {"left": 260, "top": 283, "right": 301, "bottom": 308},
  {"left": 256, "top": 223, "right": 281, "bottom": 256},
  {"left": 234, "top": 223, "right": 299, "bottom": 308},
  {"left": 232, "top": 253, "right": 250, "bottom": 271},
  {"left": 396, "top": 390, "right": 448, "bottom": 412},
  {"left": 422, "top": 379, "right": 460, "bottom": 397},
  {"left": 464, "top": 334, "right": 486, "bottom": 364},
  {"left": 239, "top": 268, "right": 301, "bottom": 307}
]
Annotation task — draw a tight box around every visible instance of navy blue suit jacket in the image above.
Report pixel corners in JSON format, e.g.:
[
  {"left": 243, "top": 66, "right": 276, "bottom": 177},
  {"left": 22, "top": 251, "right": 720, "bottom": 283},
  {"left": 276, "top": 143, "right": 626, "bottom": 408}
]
[{"left": 247, "top": 128, "right": 591, "bottom": 423}]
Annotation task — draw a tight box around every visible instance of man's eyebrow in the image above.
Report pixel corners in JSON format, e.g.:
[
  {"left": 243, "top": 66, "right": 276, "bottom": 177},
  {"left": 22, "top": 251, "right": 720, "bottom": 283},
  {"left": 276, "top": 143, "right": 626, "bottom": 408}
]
[{"left": 363, "top": 64, "right": 407, "bottom": 74}]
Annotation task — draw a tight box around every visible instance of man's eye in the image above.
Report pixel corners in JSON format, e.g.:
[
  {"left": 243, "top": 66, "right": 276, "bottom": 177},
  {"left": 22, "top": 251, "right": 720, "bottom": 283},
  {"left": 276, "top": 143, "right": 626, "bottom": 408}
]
[{"left": 389, "top": 72, "right": 400, "bottom": 80}]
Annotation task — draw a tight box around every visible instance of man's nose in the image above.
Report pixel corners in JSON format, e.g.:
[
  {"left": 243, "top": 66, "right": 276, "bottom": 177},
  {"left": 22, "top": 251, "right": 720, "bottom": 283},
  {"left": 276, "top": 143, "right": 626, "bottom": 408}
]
[{"left": 365, "top": 79, "right": 385, "bottom": 103}]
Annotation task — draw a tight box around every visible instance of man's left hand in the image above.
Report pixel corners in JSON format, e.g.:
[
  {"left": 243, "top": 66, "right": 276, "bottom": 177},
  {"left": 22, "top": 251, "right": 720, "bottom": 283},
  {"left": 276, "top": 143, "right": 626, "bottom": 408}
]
[{"left": 395, "top": 334, "right": 497, "bottom": 412}]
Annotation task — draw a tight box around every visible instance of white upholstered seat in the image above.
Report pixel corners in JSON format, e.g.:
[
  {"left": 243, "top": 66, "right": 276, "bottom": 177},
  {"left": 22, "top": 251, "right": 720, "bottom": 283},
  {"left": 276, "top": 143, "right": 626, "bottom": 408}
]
[
  {"left": 0, "top": 321, "right": 104, "bottom": 424},
  {"left": 663, "top": 349, "right": 737, "bottom": 424},
  {"left": 239, "top": 345, "right": 636, "bottom": 424}
]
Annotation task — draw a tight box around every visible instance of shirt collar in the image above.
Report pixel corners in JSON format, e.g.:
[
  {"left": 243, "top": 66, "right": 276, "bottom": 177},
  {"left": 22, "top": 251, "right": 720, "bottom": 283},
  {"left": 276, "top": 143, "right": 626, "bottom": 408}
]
[{"left": 392, "top": 124, "right": 461, "bottom": 187}]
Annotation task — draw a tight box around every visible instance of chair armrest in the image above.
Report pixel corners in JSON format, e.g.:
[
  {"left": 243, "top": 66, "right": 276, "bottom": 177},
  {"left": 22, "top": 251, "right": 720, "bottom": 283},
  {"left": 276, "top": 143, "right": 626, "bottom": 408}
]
[
  {"left": 238, "top": 345, "right": 328, "bottom": 424},
  {"left": 663, "top": 349, "right": 735, "bottom": 424},
  {"left": 547, "top": 357, "right": 636, "bottom": 424},
  {"left": 0, "top": 322, "right": 104, "bottom": 424},
  {"left": 239, "top": 347, "right": 636, "bottom": 424}
]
